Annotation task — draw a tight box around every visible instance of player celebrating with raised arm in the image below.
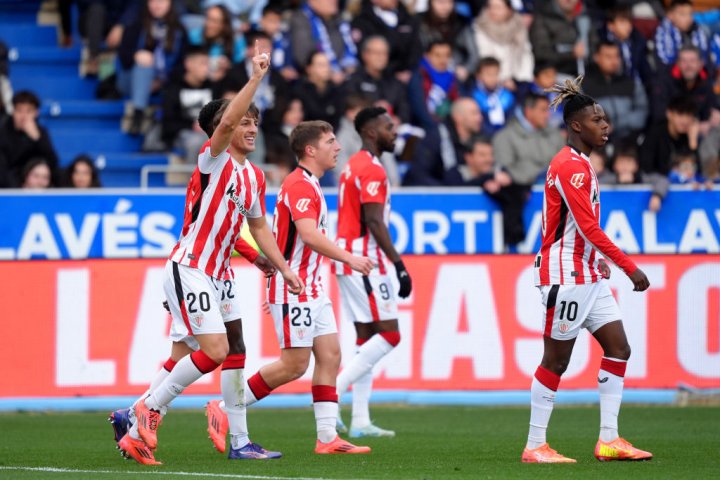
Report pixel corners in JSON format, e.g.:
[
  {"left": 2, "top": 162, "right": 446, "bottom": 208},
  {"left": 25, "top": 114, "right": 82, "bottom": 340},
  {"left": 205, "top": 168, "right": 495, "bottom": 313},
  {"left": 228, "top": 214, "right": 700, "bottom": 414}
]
[
  {"left": 214, "top": 120, "right": 375, "bottom": 455},
  {"left": 333, "top": 107, "right": 411, "bottom": 438},
  {"left": 522, "top": 77, "right": 652, "bottom": 464},
  {"left": 118, "top": 44, "right": 303, "bottom": 465}
]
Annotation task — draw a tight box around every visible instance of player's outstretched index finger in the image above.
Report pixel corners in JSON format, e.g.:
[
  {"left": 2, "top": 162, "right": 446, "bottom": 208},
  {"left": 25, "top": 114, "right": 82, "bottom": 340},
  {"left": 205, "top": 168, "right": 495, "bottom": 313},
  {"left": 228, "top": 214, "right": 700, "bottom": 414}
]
[{"left": 254, "top": 39, "right": 259, "bottom": 58}]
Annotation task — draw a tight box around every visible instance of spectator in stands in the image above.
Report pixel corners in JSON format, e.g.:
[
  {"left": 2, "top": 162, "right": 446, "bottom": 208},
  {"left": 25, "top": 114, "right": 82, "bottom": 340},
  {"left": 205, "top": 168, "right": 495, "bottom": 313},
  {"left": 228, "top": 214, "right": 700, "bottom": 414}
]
[
  {"left": 263, "top": 97, "right": 302, "bottom": 187},
  {"left": 590, "top": 148, "right": 615, "bottom": 184},
  {"left": 529, "top": 0, "right": 597, "bottom": 78},
  {"left": 75, "top": 0, "right": 135, "bottom": 76},
  {"left": 462, "top": 57, "right": 515, "bottom": 136},
  {"left": 0, "top": 91, "right": 59, "bottom": 188},
  {"left": 492, "top": 92, "right": 564, "bottom": 247},
  {"left": 650, "top": 46, "right": 716, "bottom": 126},
  {"left": 403, "top": 97, "right": 482, "bottom": 186},
  {"left": 408, "top": 40, "right": 458, "bottom": 131},
  {"left": 257, "top": 5, "right": 297, "bottom": 82},
  {"left": 444, "top": 135, "right": 512, "bottom": 189},
  {"left": 117, "top": 0, "right": 188, "bottom": 135},
  {"left": 416, "top": 0, "right": 466, "bottom": 51},
  {"left": 455, "top": 0, "right": 534, "bottom": 86},
  {"left": 599, "top": 6, "right": 652, "bottom": 87},
  {"left": 346, "top": 36, "right": 411, "bottom": 123},
  {"left": 221, "top": 30, "right": 289, "bottom": 133},
  {"left": 188, "top": 4, "right": 243, "bottom": 83},
  {"left": 606, "top": 141, "right": 669, "bottom": 212},
  {"left": 205, "top": 0, "right": 267, "bottom": 25},
  {"left": 515, "top": 61, "right": 564, "bottom": 129},
  {"left": 668, "top": 149, "right": 704, "bottom": 186},
  {"left": 655, "top": 0, "right": 715, "bottom": 69},
  {"left": 161, "top": 47, "right": 213, "bottom": 166},
  {"left": 19, "top": 157, "right": 53, "bottom": 189},
  {"left": 699, "top": 124, "right": 720, "bottom": 182},
  {"left": 350, "top": 0, "right": 421, "bottom": 83},
  {"left": 292, "top": 51, "right": 345, "bottom": 130},
  {"left": 583, "top": 41, "right": 648, "bottom": 140},
  {"left": 290, "top": 0, "right": 357, "bottom": 84},
  {"left": 64, "top": 154, "right": 102, "bottom": 188},
  {"left": 640, "top": 96, "right": 699, "bottom": 177}
]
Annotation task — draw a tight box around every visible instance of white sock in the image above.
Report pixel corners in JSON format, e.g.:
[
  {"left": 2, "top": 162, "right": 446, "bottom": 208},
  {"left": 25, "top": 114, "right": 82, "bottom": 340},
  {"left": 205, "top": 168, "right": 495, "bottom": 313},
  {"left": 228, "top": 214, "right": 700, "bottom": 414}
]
[
  {"left": 599, "top": 358, "right": 626, "bottom": 442},
  {"left": 336, "top": 335, "right": 393, "bottom": 396},
  {"left": 314, "top": 401, "right": 339, "bottom": 443},
  {"left": 527, "top": 377, "right": 556, "bottom": 449},
  {"left": 351, "top": 369, "right": 373, "bottom": 429},
  {"left": 244, "top": 379, "right": 258, "bottom": 407},
  {"left": 222, "top": 368, "right": 250, "bottom": 449},
  {"left": 143, "top": 365, "right": 171, "bottom": 398},
  {"left": 146, "top": 354, "right": 213, "bottom": 410}
]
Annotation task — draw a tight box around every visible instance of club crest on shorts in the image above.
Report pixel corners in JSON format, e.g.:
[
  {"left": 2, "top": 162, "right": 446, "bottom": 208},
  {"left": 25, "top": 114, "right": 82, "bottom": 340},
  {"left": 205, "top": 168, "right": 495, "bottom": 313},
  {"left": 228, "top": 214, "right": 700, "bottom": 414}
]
[
  {"left": 570, "top": 173, "right": 585, "bottom": 189},
  {"left": 296, "top": 328, "right": 305, "bottom": 339},
  {"left": 559, "top": 321, "right": 570, "bottom": 334},
  {"left": 222, "top": 303, "right": 232, "bottom": 314},
  {"left": 192, "top": 314, "right": 204, "bottom": 327}
]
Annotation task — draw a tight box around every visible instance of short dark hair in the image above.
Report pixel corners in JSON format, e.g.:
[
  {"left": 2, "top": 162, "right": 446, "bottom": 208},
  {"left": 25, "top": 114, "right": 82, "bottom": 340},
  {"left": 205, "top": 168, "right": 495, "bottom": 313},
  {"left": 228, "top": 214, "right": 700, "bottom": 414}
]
[
  {"left": 261, "top": 4, "right": 282, "bottom": 16},
  {"left": 667, "top": 95, "right": 698, "bottom": 115},
  {"left": 184, "top": 45, "right": 209, "bottom": 58},
  {"left": 425, "top": 39, "right": 451, "bottom": 54},
  {"left": 595, "top": 40, "right": 619, "bottom": 55},
  {"left": 197, "top": 100, "right": 260, "bottom": 137},
  {"left": 678, "top": 45, "right": 702, "bottom": 58},
  {"left": 476, "top": 56, "right": 500, "bottom": 74},
  {"left": 12, "top": 90, "right": 40, "bottom": 108},
  {"left": 533, "top": 61, "right": 555, "bottom": 77},
  {"left": 304, "top": 50, "right": 325, "bottom": 69},
  {"left": 245, "top": 29, "right": 272, "bottom": 46},
  {"left": 671, "top": 148, "right": 696, "bottom": 164},
  {"left": 354, "top": 106, "right": 387, "bottom": 135},
  {"left": 361, "top": 35, "right": 389, "bottom": 53},
  {"left": 669, "top": 0, "right": 693, "bottom": 10},
  {"left": 607, "top": 6, "right": 632, "bottom": 22},
  {"left": 289, "top": 120, "right": 334, "bottom": 160},
  {"left": 198, "top": 99, "right": 229, "bottom": 137},
  {"left": 614, "top": 139, "right": 638, "bottom": 160},
  {"left": 467, "top": 135, "right": 492, "bottom": 150},
  {"left": 523, "top": 92, "right": 550, "bottom": 110}
]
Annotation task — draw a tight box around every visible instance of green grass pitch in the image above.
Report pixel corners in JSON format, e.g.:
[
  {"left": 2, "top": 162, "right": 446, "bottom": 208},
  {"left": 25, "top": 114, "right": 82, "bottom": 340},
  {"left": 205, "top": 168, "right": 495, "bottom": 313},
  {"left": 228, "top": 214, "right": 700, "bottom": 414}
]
[{"left": 0, "top": 405, "right": 718, "bottom": 479}]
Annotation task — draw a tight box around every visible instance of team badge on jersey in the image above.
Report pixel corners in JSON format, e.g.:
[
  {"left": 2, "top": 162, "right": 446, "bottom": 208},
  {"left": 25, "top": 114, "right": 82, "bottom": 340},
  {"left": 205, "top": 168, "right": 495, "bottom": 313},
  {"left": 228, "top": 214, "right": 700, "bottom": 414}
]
[
  {"left": 366, "top": 181, "right": 381, "bottom": 196},
  {"left": 570, "top": 173, "right": 585, "bottom": 189},
  {"left": 296, "top": 198, "right": 311, "bottom": 213}
]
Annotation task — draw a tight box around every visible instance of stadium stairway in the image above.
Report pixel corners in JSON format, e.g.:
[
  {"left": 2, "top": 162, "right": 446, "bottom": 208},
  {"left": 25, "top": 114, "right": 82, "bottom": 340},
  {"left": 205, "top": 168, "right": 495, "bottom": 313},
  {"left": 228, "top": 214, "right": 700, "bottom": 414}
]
[{"left": 2, "top": 0, "right": 169, "bottom": 187}]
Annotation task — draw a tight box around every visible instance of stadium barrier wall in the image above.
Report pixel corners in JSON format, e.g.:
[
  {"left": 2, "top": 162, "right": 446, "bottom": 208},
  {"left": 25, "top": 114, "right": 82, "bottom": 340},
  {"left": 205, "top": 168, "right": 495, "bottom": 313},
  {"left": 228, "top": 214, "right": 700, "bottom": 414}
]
[
  {"left": 1, "top": 188, "right": 719, "bottom": 259},
  {"left": 1, "top": 255, "right": 718, "bottom": 400}
]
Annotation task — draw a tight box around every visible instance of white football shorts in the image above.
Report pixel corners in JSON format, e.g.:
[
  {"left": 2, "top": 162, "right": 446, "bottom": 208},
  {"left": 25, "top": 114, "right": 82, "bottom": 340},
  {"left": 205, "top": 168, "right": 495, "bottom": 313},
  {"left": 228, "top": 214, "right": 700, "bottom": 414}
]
[
  {"left": 538, "top": 279, "right": 621, "bottom": 340},
  {"left": 163, "top": 261, "right": 243, "bottom": 350},
  {"left": 337, "top": 274, "right": 399, "bottom": 323},
  {"left": 269, "top": 294, "right": 338, "bottom": 348}
]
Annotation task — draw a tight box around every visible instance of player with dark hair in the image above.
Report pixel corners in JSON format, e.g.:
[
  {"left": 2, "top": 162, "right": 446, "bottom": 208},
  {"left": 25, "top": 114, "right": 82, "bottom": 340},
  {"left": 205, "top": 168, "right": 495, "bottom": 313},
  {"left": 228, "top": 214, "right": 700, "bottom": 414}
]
[
  {"left": 333, "top": 106, "right": 411, "bottom": 438},
  {"left": 522, "top": 76, "right": 652, "bottom": 463},
  {"left": 211, "top": 120, "right": 374, "bottom": 454},
  {"left": 115, "top": 44, "right": 303, "bottom": 465}
]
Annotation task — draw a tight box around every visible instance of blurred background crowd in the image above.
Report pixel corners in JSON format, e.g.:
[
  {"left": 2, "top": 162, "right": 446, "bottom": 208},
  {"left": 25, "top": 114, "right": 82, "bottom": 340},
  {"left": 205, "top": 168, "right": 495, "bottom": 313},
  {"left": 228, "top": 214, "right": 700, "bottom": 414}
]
[{"left": 1, "top": 0, "right": 719, "bottom": 249}]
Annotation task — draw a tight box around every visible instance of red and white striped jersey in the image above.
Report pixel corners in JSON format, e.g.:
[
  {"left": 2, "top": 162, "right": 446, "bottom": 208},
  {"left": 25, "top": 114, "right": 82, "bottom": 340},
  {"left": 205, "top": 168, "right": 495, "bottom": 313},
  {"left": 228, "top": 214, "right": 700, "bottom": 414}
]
[
  {"left": 534, "top": 146, "right": 637, "bottom": 286},
  {"left": 333, "top": 150, "right": 390, "bottom": 276},
  {"left": 169, "top": 140, "right": 266, "bottom": 280},
  {"left": 267, "top": 167, "right": 328, "bottom": 304}
]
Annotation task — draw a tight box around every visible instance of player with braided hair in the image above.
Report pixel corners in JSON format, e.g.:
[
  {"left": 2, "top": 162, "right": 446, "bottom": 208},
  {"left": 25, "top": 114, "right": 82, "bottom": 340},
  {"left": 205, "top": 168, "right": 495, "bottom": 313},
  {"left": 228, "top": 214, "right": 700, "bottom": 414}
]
[{"left": 522, "top": 76, "right": 652, "bottom": 463}]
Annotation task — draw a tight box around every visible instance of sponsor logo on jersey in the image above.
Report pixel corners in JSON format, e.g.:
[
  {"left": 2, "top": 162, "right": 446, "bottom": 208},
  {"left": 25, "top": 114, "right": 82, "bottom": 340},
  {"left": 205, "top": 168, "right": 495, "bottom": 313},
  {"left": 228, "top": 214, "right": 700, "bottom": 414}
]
[
  {"left": 296, "top": 198, "right": 311, "bottom": 213},
  {"left": 366, "top": 181, "right": 381, "bottom": 196},
  {"left": 225, "top": 183, "right": 250, "bottom": 216},
  {"left": 570, "top": 173, "right": 585, "bottom": 189}
]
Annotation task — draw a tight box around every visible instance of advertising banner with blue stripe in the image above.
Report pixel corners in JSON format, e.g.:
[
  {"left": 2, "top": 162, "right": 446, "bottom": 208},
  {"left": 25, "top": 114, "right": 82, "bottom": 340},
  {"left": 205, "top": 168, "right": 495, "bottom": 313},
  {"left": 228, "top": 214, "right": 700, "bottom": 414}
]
[{"left": 0, "top": 188, "right": 719, "bottom": 260}]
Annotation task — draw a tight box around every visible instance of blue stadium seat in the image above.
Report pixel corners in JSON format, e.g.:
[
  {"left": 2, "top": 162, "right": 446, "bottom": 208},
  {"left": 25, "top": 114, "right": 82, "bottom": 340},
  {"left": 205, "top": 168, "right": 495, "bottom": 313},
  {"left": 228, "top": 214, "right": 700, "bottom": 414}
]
[
  {"left": 10, "top": 74, "right": 97, "bottom": 100},
  {"left": 51, "top": 129, "right": 143, "bottom": 160},
  {"left": 10, "top": 46, "right": 81, "bottom": 76},
  {"left": 0, "top": 24, "right": 56, "bottom": 47}
]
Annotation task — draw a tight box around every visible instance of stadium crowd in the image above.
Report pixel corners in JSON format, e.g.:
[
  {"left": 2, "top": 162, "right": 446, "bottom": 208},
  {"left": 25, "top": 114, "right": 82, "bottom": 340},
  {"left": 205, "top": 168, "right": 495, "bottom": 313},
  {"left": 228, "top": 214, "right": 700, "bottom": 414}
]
[{"left": 1, "top": 0, "right": 720, "bottom": 248}]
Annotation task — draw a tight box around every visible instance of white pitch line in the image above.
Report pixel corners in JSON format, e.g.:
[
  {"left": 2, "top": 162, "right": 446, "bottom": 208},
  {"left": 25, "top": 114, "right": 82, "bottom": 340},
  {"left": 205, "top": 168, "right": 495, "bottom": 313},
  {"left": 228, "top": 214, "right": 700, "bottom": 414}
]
[{"left": 0, "top": 466, "right": 340, "bottom": 480}]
